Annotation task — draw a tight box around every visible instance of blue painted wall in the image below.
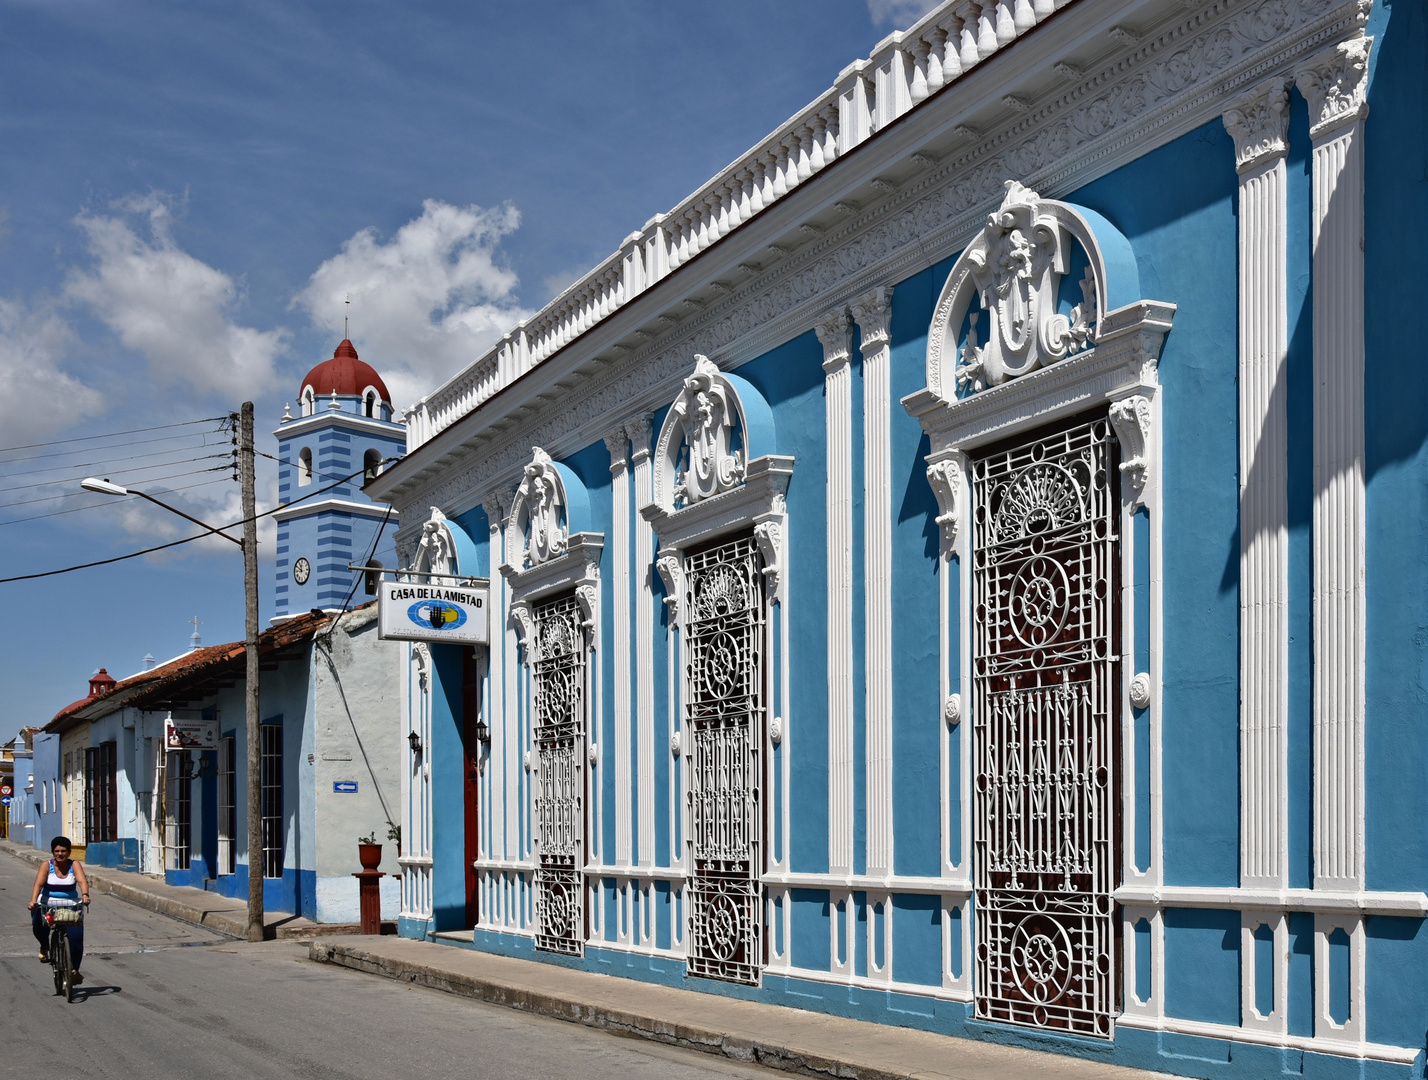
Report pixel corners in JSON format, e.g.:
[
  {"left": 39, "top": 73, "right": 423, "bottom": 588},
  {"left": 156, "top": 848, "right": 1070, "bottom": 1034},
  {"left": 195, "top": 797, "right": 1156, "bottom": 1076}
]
[
  {"left": 736, "top": 331, "right": 830, "bottom": 874},
  {"left": 1068, "top": 119, "right": 1242, "bottom": 888}
]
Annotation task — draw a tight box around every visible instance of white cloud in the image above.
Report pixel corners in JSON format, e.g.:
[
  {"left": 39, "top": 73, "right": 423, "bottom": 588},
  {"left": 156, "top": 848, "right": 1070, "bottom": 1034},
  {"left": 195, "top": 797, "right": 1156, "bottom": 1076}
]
[
  {"left": 65, "top": 193, "right": 288, "bottom": 404},
  {"left": 0, "top": 297, "right": 102, "bottom": 446},
  {"left": 866, "top": 0, "right": 940, "bottom": 27},
  {"left": 294, "top": 199, "right": 533, "bottom": 411}
]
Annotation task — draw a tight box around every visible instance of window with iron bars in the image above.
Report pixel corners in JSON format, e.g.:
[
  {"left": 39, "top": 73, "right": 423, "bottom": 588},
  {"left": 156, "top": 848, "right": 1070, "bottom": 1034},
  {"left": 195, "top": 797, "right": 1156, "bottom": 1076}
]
[
  {"left": 218, "top": 736, "right": 236, "bottom": 875},
  {"left": 85, "top": 741, "right": 117, "bottom": 844},
  {"left": 260, "top": 723, "right": 283, "bottom": 879}
]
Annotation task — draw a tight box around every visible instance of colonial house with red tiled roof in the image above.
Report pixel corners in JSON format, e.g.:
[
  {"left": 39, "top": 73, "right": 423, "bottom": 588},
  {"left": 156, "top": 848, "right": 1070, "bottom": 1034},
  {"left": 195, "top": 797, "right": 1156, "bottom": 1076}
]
[{"left": 44, "top": 603, "right": 404, "bottom": 923}]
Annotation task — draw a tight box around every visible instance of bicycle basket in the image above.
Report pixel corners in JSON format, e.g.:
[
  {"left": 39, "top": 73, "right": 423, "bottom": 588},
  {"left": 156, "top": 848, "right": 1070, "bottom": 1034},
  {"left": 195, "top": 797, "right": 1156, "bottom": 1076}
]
[{"left": 51, "top": 907, "right": 83, "bottom": 925}]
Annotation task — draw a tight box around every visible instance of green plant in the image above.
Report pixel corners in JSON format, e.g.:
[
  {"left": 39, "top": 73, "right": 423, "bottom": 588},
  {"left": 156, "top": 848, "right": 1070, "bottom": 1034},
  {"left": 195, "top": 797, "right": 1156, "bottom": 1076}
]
[
  {"left": 358, "top": 831, "right": 377, "bottom": 845},
  {"left": 386, "top": 822, "right": 401, "bottom": 844}
]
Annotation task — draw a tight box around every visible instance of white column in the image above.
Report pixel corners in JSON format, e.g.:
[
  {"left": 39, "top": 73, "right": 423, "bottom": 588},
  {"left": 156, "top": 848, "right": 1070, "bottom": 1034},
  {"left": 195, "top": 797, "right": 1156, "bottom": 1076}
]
[
  {"left": 1297, "top": 35, "right": 1372, "bottom": 892},
  {"left": 1224, "top": 77, "right": 1292, "bottom": 891},
  {"left": 852, "top": 286, "right": 894, "bottom": 879},
  {"left": 629, "top": 416, "right": 656, "bottom": 868},
  {"left": 606, "top": 428, "right": 633, "bottom": 868},
  {"left": 482, "top": 495, "right": 506, "bottom": 867},
  {"left": 815, "top": 309, "right": 855, "bottom": 878}
]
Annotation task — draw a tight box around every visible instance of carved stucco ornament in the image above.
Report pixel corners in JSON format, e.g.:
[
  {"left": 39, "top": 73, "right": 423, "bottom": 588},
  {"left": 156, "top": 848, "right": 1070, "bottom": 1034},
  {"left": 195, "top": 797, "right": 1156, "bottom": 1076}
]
[
  {"left": 412, "top": 507, "right": 458, "bottom": 578},
  {"left": 672, "top": 355, "right": 744, "bottom": 506},
  {"left": 954, "top": 181, "right": 1098, "bottom": 393},
  {"left": 514, "top": 447, "right": 567, "bottom": 567},
  {"left": 1222, "top": 76, "right": 1291, "bottom": 174},
  {"left": 1108, "top": 395, "right": 1154, "bottom": 504},
  {"left": 925, "top": 453, "right": 966, "bottom": 557},
  {"left": 1295, "top": 34, "right": 1372, "bottom": 139}
]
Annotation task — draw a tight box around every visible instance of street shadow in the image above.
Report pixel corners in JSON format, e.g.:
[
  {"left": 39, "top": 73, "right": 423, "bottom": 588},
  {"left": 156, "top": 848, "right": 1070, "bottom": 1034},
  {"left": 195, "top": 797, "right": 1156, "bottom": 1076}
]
[{"left": 72, "top": 982, "right": 122, "bottom": 1003}]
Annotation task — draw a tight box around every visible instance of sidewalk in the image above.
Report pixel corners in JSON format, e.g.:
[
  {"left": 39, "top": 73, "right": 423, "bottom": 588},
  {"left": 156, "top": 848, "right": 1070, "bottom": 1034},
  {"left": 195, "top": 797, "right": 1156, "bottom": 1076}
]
[
  {"left": 0, "top": 839, "right": 367, "bottom": 940},
  {"left": 310, "top": 934, "right": 1169, "bottom": 1080}
]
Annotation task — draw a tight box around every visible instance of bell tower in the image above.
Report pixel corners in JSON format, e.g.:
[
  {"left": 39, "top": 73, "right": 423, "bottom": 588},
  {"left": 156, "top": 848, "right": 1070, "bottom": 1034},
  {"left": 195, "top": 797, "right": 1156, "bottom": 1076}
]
[{"left": 271, "top": 338, "right": 405, "bottom": 621}]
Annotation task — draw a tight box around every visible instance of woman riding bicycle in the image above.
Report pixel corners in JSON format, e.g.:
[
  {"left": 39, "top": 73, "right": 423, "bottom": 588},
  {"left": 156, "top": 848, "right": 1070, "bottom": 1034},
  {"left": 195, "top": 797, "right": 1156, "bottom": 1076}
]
[{"left": 27, "top": 836, "right": 89, "bottom": 984}]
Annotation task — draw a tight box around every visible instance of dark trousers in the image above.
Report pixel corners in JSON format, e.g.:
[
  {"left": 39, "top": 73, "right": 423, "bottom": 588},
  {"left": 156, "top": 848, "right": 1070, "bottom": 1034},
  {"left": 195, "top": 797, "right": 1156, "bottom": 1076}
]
[{"left": 31, "top": 908, "right": 83, "bottom": 969}]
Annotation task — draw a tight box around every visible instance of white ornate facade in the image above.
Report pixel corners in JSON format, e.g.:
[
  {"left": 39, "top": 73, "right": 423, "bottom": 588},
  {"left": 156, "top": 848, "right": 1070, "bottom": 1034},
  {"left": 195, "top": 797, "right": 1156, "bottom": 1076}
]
[{"left": 371, "top": 1, "right": 1428, "bottom": 1075}]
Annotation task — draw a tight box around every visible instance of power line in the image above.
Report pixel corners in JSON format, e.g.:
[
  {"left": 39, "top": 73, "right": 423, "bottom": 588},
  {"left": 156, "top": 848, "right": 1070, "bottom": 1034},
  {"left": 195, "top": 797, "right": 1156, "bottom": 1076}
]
[
  {"left": 0, "top": 416, "right": 230, "bottom": 455},
  {"left": 0, "top": 476, "right": 233, "bottom": 528},
  {"left": 0, "top": 442, "right": 231, "bottom": 487},
  {"left": 0, "top": 458, "right": 397, "bottom": 582},
  {"left": 0, "top": 425, "right": 228, "bottom": 464},
  {"left": 0, "top": 463, "right": 231, "bottom": 510},
  {"left": 0, "top": 454, "right": 233, "bottom": 500}
]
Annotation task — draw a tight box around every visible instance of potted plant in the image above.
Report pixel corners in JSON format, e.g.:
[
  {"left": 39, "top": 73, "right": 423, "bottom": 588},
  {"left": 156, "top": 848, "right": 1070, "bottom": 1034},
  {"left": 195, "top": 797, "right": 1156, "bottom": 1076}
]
[{"left": 357, "top": 831, "right": 382, "bottom": 872}]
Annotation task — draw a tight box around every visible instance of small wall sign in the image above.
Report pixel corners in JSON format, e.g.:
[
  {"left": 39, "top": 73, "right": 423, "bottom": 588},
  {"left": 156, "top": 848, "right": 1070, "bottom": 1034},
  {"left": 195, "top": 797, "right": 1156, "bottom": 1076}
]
[{"left": 333, "top": 781, "right": 359, "bottom": 793}]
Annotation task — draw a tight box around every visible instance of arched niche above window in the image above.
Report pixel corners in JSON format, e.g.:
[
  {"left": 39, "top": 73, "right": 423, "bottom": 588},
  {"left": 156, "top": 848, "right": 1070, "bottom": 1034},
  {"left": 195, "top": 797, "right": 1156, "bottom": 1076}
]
[
  {"left": 501, "top": 447, "right": 603, "bottom": 645},
  {"left": 408, "top": 507, "right": 478, "bottom": 582},
  {"left": 903, "top": 180, "right": 1176, "bottom": 525},
  {"left": 642, "top": 355, "right": 791, "bottom": 607}
]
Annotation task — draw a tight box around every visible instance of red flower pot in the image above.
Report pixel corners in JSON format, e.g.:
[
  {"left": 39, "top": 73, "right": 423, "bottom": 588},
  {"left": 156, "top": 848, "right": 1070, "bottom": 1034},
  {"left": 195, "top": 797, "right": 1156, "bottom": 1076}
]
[{"left": 358, "top": 843, "right": 382, "bottom": 872}]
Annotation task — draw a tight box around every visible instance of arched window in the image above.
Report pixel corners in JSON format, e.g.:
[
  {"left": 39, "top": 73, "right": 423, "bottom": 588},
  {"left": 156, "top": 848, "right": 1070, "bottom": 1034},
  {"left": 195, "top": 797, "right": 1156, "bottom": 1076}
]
[
  {"left": 301, "top": 387, "right": 315, "bottom": 417},
  {"left": 365, "top": 558, "right": 383, "bottom": 596},
  {"left": 364, "top": 449, "right": 381, "bottom": 481},
  {"left": 298, "top": 447, "right": 313, "bottom": 487},
  {"left": 363, "top": 390, "right": 378, "bottom": 418}
]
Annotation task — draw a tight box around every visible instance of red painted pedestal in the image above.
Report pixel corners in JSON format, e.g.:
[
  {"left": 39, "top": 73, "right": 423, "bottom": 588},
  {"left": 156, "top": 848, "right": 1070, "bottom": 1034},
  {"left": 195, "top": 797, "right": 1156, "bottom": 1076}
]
[{"left": 352, "top": 870, "right": 385, "bottom": 935}]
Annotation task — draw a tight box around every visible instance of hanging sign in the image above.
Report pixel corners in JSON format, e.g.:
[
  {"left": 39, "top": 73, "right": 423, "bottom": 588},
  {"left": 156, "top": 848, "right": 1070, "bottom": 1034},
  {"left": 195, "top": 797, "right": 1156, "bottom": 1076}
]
[
  {"left": 378, "top": 580, "right": 489, "bottom": 645},
  {"left": 165, "top": 716, "right": 218, "bottom": 750}
]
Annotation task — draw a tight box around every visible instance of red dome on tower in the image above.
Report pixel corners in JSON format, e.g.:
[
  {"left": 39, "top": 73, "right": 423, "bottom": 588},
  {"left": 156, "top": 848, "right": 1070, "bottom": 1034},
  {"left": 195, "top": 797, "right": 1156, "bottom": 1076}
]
[{"left": 299, "top": 340, "right": 391, "bottom": 407}]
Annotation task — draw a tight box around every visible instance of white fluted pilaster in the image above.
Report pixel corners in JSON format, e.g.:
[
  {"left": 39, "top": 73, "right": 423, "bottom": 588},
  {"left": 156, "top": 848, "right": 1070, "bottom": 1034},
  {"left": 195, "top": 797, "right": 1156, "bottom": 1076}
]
[
  {"left": 629, "top": 416, "right": 656, "bottom": 868},
  {"left": 816, "top": 309, "right": 855, "bottom": 877},
  {"left": 1298, "top": 36, "right": 1372, "bottom": 892},
  {"left": 1224, "top": 77, "right": 1292, "bottom": 891},
  {"left": 852, "top": 286, "right": 894, "bottom": 879},
  {"left": 606, "top": 429, "right": 633, "bottom": 868}
]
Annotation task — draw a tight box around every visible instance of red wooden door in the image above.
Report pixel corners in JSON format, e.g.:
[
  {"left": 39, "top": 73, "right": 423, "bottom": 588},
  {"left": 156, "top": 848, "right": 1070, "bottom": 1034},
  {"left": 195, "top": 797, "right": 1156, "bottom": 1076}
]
[{"left": 461, "top": 646, "right": 482, "bottom": 929}]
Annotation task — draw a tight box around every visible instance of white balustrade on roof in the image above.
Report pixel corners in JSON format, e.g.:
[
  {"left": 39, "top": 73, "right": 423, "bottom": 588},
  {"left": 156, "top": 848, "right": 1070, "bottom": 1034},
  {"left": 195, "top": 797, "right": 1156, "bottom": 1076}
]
[{"left": 405, "top": 0, "right": 1074, "bottom": 451}]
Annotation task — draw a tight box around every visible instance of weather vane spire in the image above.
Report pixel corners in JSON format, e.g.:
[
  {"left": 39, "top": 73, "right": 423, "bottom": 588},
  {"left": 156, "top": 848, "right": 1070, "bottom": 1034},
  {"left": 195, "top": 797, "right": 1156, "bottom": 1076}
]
[{"left": 344, "top": 293, "right": 350, "bottom": 340}]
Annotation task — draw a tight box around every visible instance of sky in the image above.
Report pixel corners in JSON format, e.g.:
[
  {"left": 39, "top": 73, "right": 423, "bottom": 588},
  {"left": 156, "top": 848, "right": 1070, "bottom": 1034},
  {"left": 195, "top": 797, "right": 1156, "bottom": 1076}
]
[{"left": 0, "top": 0, "right": 942, "bottom": 740}]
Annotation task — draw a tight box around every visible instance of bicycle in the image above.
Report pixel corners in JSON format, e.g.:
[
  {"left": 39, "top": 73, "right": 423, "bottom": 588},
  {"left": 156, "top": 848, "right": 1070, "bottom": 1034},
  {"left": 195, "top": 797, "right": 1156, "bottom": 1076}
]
[{"left": 41, "top": 903, "right": 82, "bottom": 1002}]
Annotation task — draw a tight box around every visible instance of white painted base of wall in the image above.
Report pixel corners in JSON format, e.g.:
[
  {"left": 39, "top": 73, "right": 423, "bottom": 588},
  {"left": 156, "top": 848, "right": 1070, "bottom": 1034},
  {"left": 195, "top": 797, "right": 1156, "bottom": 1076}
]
[{"left": 315, "top": 873, "right": 401, "bottom": 924}]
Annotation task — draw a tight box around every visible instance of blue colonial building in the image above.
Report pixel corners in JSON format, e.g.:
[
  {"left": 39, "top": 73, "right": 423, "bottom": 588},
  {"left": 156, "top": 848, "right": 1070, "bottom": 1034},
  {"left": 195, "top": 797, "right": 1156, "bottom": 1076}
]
[
  {"left": 274, "top": 339, "right": 404, "bottom": 620},
  {"left": 367, "top": 0, "right": 1428, "bottom": 1075}
]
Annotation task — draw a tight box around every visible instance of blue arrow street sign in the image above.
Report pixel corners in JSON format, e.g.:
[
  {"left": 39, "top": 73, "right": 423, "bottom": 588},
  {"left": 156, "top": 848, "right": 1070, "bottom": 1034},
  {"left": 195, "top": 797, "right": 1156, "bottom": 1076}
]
[
  {"left": 0, "top": 795, "right": 12, "bottom": 807},
  {"left": 332, "top": 781, "right": 358, "bottom": 793}
]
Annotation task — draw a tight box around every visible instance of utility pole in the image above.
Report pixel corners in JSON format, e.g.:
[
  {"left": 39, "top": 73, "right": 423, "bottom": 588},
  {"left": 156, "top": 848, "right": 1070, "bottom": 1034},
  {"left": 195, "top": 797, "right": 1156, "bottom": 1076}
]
[{"left": 241, "top": 401, "right": 264, "bottom": 942}]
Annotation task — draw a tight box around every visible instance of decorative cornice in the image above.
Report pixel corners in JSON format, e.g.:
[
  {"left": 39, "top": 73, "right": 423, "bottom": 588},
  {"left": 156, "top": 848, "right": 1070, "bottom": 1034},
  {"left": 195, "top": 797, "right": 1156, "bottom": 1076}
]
[
  {"left": 1295, "top": 34, "right": 1371, "bottom": 140},
  {"left": 1223, "top": 76, "right": 1292, "bottom": 173},
  {"left": 381, "top": 0, "right": 1364, "bottom": 524}
]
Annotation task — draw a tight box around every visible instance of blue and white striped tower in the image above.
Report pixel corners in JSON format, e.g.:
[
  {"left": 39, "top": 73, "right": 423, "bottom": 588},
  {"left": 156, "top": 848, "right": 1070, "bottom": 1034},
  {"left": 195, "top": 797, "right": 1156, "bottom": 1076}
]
[{"left": 271, "top": 339, "right": 404, "bottom": 620}]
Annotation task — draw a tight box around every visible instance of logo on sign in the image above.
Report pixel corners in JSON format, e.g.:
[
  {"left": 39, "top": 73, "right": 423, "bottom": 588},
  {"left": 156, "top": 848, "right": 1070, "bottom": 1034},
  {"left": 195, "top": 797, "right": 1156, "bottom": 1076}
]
[
  {"left": 407, "top": 600, "right": 467, "bottom": 633},
  {"left": 333, "top": 781, "right": 359, "bottom": 794}
]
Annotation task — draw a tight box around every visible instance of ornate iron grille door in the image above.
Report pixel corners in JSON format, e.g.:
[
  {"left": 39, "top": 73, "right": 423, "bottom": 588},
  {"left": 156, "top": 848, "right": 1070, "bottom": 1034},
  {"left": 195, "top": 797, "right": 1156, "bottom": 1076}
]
[
  {"left": 971, "top": 417, "right": 1120, "bottom": 1038},
  {"left": 532, "top": 592, "right": 587, "bottom": 956},
  {"left": 684, "top": 533, "right": 765, "bottom": 985}
]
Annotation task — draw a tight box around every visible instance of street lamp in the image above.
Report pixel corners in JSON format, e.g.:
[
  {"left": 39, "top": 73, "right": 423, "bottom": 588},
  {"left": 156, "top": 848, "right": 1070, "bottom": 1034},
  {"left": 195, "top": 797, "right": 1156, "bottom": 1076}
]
[{"left": 79, "top": 401, "right": 265, "bottom": 943}]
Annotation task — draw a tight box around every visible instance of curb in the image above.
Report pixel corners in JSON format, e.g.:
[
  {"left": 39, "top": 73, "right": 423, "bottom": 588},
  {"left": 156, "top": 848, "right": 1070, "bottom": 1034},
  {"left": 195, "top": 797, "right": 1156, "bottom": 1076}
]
[{"left": 310, "top": 940, "right": 913, "bottom": 1080}]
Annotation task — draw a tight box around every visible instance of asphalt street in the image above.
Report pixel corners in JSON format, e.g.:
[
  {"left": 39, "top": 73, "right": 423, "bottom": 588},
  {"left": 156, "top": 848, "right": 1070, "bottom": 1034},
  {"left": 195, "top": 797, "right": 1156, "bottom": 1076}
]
[{"left": 0, "top": 850, "right": 775, "bottom": 1079}]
